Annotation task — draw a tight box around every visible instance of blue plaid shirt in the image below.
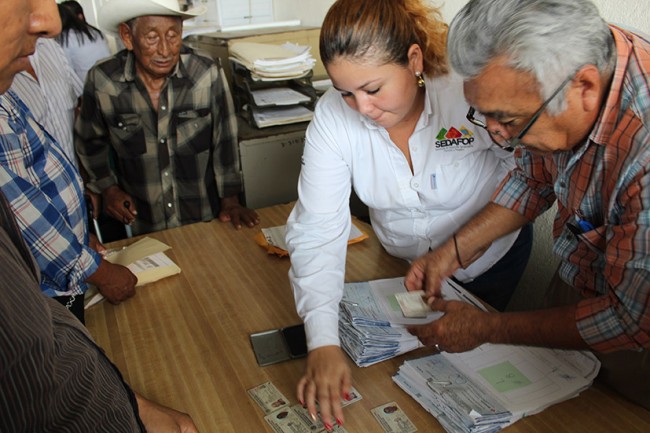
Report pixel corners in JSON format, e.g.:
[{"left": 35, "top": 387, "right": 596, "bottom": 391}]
[{"left": 0, "top": 91, "right": 101, "bottom": 297}]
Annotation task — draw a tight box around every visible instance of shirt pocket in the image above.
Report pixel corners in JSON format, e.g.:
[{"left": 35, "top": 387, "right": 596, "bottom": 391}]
[
  {"left": 108, "top": 113, "right": 146, "bottom": 158},
  {"left": 434, "top": 152, "right": 487, "bottom": 209},
  {"left": 173, "top": 108, "right": 212, "bottom": 154}
]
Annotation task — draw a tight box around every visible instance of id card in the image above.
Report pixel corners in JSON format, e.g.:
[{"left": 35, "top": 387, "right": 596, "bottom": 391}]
[
  {"left": 371, "top": 402, "right": 417, "bottom": 433},
  {"left": 247, "top": 382, "right": 290, "bottom": 414},
  {"left": 395, "top": 290, "right": 430, "bottom": 318}
]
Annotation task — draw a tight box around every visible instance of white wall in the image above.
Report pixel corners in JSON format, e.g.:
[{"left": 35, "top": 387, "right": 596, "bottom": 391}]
[
  {"left": 287, "top": 0, "right": 649, "bottom": 33},
  {"left": 77, "top": 1, "right": 650, "bottom": 35}
]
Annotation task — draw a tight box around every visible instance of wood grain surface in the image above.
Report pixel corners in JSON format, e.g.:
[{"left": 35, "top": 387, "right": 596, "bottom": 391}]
[{"left": 85, "top": 203, "right": 650, "bottom": 432}]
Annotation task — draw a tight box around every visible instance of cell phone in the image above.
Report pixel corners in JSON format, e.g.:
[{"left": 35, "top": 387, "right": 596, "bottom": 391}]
[
  {"left": 281, "top": 324, "right": 307, "bottom": 358},
  {"left": 250, "top": 323, "right": 307, "bottom": 366}
]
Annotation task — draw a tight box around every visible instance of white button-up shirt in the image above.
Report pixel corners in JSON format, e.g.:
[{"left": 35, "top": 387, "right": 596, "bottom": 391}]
[{"left": 286, "top": 73, "right": 519, "bottom": 350}]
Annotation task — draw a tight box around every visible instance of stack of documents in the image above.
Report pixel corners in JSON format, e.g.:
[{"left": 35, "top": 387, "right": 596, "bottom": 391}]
[
  {"left": 393, "top": 343, "right": 600, "bottom": 432},
  {"left": 250, "top": 104, "right": 314, "bottom": 128},
  {"left": 229, "top": 41, "right": 317, "bottom": 81},
  {"left": 339, "top": 277, "right": 482, "bottom": 367}
]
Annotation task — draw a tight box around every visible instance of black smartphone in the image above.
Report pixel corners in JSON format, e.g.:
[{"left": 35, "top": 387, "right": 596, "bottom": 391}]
[{"left": 281, "top": 324, "right": 307, "bottom": 358}]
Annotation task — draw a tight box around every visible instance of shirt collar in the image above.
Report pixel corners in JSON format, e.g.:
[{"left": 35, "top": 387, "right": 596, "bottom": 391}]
[{"left": 588, "top": 25, "right": 636, "bottom": 146}]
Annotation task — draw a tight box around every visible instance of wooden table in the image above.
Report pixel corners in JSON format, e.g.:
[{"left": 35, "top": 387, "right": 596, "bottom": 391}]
[{"left": 85, "top": 203, "right": 650, "bottom": 432}]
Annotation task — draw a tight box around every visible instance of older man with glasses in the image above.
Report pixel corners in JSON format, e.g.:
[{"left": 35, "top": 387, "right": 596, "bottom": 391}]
[{"left": 405, "top": 0, "right": 650, "bottom": 410}]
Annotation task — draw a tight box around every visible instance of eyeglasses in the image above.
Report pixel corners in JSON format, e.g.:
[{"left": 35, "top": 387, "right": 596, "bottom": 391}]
[{"left": 466, "top": 75, "right": 574, "bottom": 152}]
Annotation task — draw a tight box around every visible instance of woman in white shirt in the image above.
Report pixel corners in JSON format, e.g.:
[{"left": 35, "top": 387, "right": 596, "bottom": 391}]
[
  {"left": 57, "top": 3, "right": 112, "bottom": 83},
  {"left": 285, "top": 0, "right": 532, "bottom": 429}
]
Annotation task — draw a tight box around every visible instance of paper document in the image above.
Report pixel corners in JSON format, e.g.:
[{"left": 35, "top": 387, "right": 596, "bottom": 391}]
[
  {"left": 84, "top": 237, "right": 181, "bottom": 309},
  {"left": 393, "top": 339, "right": 601, "bottom": 432},
  {"left": 339, "top": 277, "right": 485, "bottom": 367},
  {"left": 250, "top": 105, "right": 313, "bottom": 128},
  {"left": 255, "top": 221, "right": 368, "bottom": 257},
  {"left": 251, "top": 87, "right": 311, "bottom": 107},
  {"left": 230, "top": 41, "right": 316, "bottom": 80}
]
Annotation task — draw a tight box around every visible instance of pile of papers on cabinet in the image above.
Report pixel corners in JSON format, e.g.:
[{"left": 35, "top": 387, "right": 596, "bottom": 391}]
[
  {"left": 393, "top": 341, "right": 601, "bottom": 432},
  {"left": 339, "top": 277, "right": 484, "bottom": 367},
  {"left": 229, "top": 42, "right": 318, "bottom": 128},
  {"left": 229, "top": 41, "right": 317, "bottom": 80}
]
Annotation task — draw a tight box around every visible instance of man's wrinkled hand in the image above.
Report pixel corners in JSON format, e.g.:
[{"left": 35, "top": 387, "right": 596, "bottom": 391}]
[
  {"left": 218, "top": 196, "right": 260, "bottom": 229},
  {"left": 407, "top": 298, "right": 493, "bottom": 353},
  {"left": 87, "top": 260, "right": 137, "bottom": 304}
]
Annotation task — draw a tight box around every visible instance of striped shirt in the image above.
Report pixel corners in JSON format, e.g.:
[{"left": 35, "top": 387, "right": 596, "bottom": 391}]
[
  {"left": 75, "top": 46, "right": 242, "bottom": 235},
  {"left": 10, "top": 38, "right": 83, "bottom": 167},
  {"left": 0, "top": 190, "right": 144, "bottom": 433},
  {"left": 0, "top": 91, "right": 101, "bottom": 297},
  {"left": 493, "top": 26, "right": 650, "bottom": 353}
]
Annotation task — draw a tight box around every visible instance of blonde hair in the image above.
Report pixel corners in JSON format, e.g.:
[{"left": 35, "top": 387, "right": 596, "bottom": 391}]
[{"left": 320, "top": 0, "right": 448, "bottom": 77}]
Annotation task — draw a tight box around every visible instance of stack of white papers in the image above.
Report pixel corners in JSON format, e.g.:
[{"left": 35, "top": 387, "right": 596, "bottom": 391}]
[
  {"left": 251, "top": 87, "right": 312, "bottom": 107},
  {"left": 339, "top": 277, "right": 482, "bottom": 367},
  {"left": 250, "top": 104, "right": 313, "bottom": 128},
  {"left": 230, "top": 41, "right": 317, "bottom": 81},
  {"left": 393, "top": 342, "right": 600, "bottom": 432}
]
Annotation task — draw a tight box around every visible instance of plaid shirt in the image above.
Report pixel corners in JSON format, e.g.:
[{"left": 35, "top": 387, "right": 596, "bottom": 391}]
[
  {"left": 75, "top": 46, "right": 242, "bottom": 235},
  {"left": 493, "top": 26, "right": 650, "bottom": 353},
  {"left": 0, "top": 91, "right": 101, "bottom": 297}
]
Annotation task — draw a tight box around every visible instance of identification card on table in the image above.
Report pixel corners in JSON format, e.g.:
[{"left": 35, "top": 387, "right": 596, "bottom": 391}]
[
  {"left": 247, "top": 382, "right": 290, "bottom": 414},
  {"left": 371, "top": 402, "right": 417, "bottom": 433},
  {"left": 264, "top": 407, "right": 312, "bottom": 433}
]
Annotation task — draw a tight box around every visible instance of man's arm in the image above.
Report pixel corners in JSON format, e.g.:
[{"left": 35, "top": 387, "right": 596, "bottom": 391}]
[
  {"left": 408, "top": 299, "right": 586, "bottom": 353},
  {"left": 405, "top": 202, "right": 529, "bottom": 296},
  {"left": 210, "top": 63, "right": 259, "bottom": 228},
  {"left": 135, "top": 393, "right": 199, "bottom": 433},
  {"left": 74, "top": 69, "right": 119, "bottom": 196}
]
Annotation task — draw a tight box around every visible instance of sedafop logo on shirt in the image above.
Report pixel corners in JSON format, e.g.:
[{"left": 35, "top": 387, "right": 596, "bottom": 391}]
[{"left": 435, "top": 125, "right": 475, "bottom": 150}]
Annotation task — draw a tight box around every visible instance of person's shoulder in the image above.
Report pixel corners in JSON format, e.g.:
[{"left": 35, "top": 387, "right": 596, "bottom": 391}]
[
  {"left": 86, "top": 50, "right": 129, "bottom": 87},
  {"left": 180, "top": 45, "right": 217, "bottom": 70}
]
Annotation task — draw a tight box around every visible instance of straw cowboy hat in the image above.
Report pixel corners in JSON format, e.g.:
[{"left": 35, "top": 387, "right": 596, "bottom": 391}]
[{"left": 98, "top": 0, "right": 207, "bottom": 32}]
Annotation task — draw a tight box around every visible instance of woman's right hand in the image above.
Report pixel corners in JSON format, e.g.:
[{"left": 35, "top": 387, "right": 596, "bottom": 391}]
[{"left": 297, "top": 345, "right": 352, "bottom": 431}]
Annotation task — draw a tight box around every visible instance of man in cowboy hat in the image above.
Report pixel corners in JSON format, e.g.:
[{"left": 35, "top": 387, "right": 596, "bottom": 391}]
[{"left": 75, "top": 0, "right": 260, "bottom": 237}]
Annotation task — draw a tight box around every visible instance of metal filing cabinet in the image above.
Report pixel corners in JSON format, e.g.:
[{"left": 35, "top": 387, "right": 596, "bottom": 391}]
[
  {"left": 184, "top": 27, "right": 322, "bottom": 209},
  {"left": 237, "top": 119, "right": 305, "bottom": 209}
]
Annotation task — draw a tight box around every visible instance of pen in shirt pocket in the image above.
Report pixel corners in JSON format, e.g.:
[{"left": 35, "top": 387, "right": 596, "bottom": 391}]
[{"left": 568, "top": 209, "right": 594, "bottom": 235}]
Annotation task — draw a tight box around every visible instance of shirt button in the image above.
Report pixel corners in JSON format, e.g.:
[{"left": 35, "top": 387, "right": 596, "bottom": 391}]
[
  {"left": 160, "top": 138, "right": 166, "bottom": 144},
  {"left": 559, "top": 182, "right": 566, "bottom": 188},
  {"left": 167, "top": 203, "right": 173, "bottom": 208},
  {"left": 118, "top": 122, "right": 123, "bottom": 127},
  {"left": 164, "top": 172, "right": 169, "bottom": 177},
  {"left": 161, "top": 106, "right": 166, "bottom": 111}
]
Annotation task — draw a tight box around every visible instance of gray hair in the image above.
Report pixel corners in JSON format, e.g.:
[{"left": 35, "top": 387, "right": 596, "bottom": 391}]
[{"left": 448, "top": 0, "right": 616, "bottom": 114}]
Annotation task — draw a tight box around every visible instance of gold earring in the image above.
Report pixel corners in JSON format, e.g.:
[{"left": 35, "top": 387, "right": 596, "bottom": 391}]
[{"left": 415, "top": 71, "right": 425, "bottom": 88}]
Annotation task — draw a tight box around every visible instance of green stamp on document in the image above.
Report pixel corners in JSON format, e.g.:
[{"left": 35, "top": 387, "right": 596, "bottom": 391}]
[{"left": 478, "top": 361, "right": 532, "bottom": 393}]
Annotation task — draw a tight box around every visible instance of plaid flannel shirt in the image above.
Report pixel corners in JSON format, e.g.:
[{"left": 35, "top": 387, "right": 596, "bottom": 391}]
[
  {"left": 493, "top": 26, "right": 650, "bottom": 353},
  {"left": 75, "top": 46, "right": 242, "bottom": 235},
  {"left": 0, "top": 91, "right": 100, "bottom": 297}
]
